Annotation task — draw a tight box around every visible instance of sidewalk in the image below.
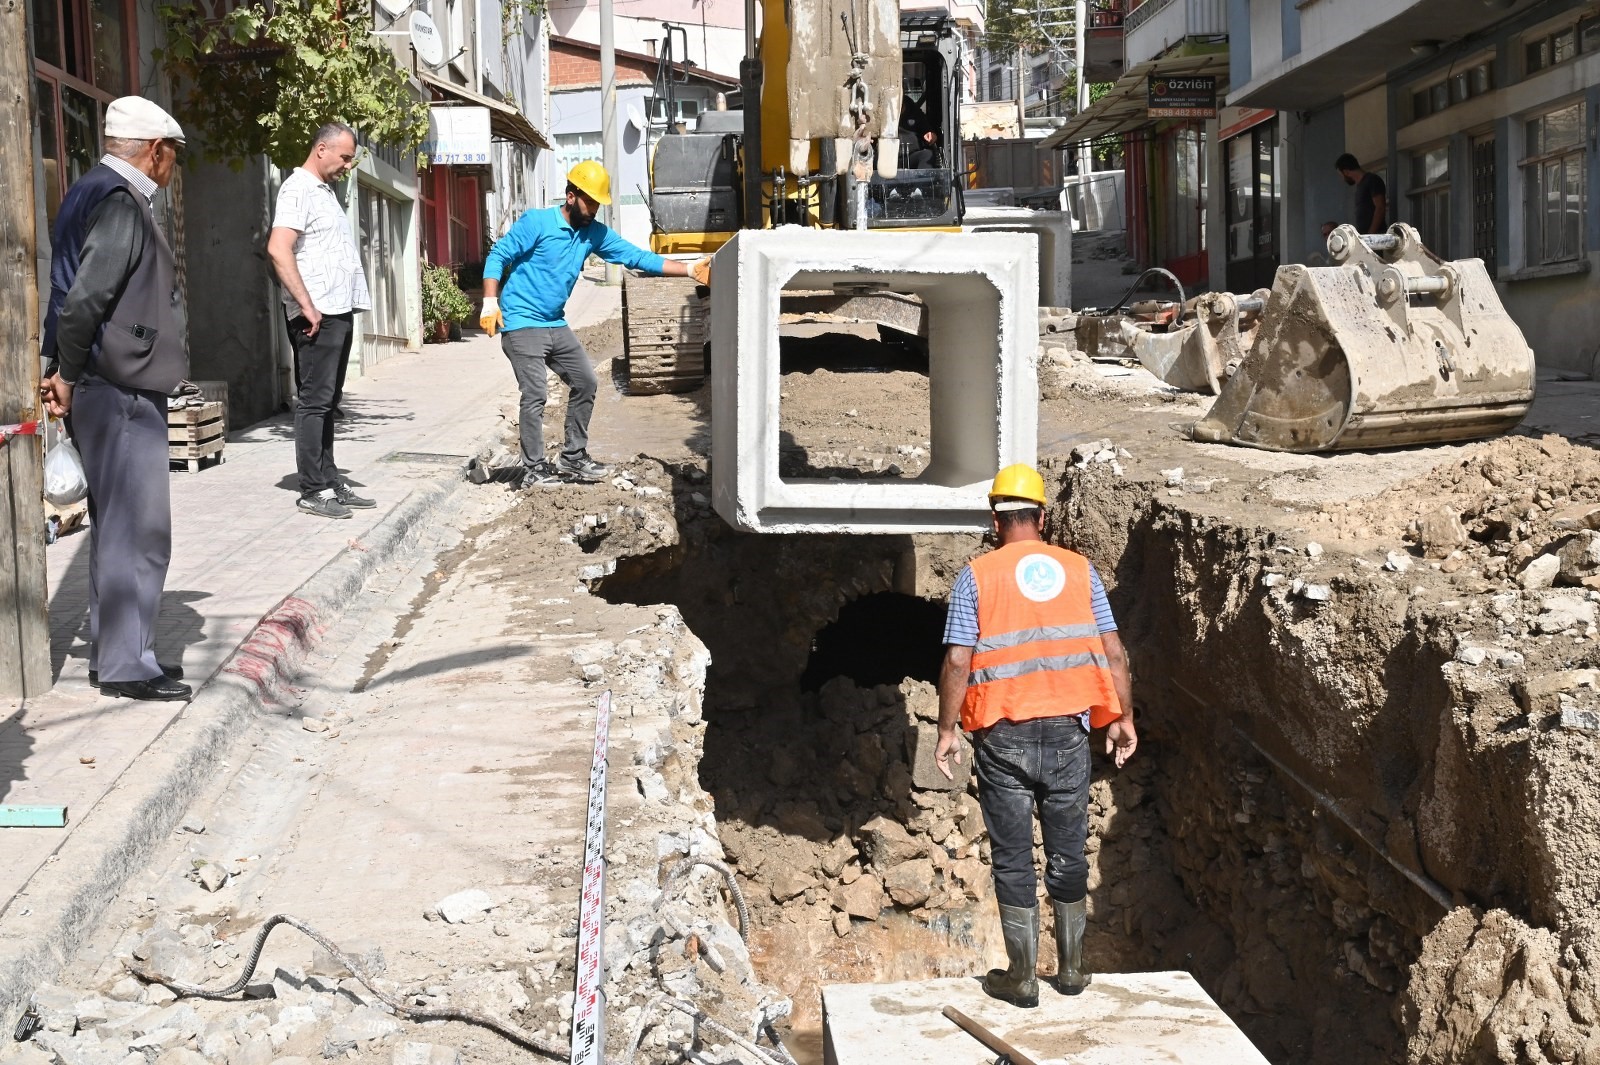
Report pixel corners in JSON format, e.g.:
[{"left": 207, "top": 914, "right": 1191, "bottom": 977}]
[{"left": 0, "top": 272, "right": 622, "bottom": 917}]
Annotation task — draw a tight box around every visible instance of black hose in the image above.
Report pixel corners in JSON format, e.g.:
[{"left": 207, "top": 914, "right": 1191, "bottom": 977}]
[{"left": 1105, "top": 266, "right": 1187, "bottom": 317}]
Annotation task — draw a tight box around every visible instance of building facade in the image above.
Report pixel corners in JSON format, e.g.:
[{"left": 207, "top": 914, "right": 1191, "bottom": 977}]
[
  {"left": 1230, "top": 0, "right": 1598, "bottom": 373},
  {"left": 543, "top": 35, "right": 737, "bottom": 246}
]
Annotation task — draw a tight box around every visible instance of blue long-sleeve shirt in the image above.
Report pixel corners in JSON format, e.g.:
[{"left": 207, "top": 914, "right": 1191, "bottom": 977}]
[{"left": 483, "top": 206, "right": 667, "bottom": 329}]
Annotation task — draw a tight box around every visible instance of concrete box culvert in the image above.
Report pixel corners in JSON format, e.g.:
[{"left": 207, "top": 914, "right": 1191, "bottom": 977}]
[{"left": 709, "top": 229, "right": 1040, "bottom": 534}]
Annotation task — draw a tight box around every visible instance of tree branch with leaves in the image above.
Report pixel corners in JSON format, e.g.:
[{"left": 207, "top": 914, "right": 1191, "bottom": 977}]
[{"left": 156, "top": 0, "right": 430, "bottom": 169}]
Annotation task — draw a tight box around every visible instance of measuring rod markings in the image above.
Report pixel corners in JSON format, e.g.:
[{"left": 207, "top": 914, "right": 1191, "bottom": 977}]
[{"left": 571, "top": 690, "right": 612, "bottom": 1065}]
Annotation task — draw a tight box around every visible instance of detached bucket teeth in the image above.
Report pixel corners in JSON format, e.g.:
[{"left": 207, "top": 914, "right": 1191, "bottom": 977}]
[{"left": 1191, "top": 222, "right": 1536, "bottom": 453}]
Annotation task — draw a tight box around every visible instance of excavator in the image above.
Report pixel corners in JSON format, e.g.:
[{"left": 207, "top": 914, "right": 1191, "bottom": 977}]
[{"left": 621, "top": 0, "right": 966, "bottom": 394}]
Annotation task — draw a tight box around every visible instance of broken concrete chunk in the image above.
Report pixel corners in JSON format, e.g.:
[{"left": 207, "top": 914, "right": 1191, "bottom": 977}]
[
  {"left": 1497, "top": 651, "right": 1526, "bottom": 670},
  {"left": 1454, "top": 645, "right": 1488, "bottom": 667},
  {"left": 1557, "top": 530, "right": 1600, "bottom": 585},
  {"left": 1160, "top": 467, "right": 1184, "bottom": 487},
  {"left": 196, "top": 863, "right": 229, "bottom": 893},
  {"left": 1305, "top": 542, "right": 1323, "bottom": 558},
  {"left": 1519, "top": 553, "right": 1561, "bottom": 590},
  {"left": 433, "top": 890, "right": 494, "bottom": 925},
  {"left": 1515, "top": 670, "right": 1600, "bottom": 715},
  {"left": 391, "top": 1043, "right": 461, "bottom": 1065},
  {"left": 883, "top": 859, "right": 936, "bottom": 908},
  {"left": 1560, "top": 708, "right": 1600, "bottom": 731},
  {"left": 906, "top": 723, "right": 968, "bottom": 792},
  {"left": 1293, "top": 581, "right": 1332, "bottom": 603},
  {"left": 1418, "top": 507, "right": 1468, "bottom": 559},
  {"left": 1533, "top": 596, "right": 1596, "bottom": 635},
  {"left": 831, "top": 875, "right": 886, "bottom": 920},
  {"left": 858, "top": 816, "right": 923, "bottom": 868},
  {"left": 1384, "top": 551, "right": 1413, "bottom": 573},
  {"left": 321, "top": 1006, "right": 401, "bottom": 1058}
]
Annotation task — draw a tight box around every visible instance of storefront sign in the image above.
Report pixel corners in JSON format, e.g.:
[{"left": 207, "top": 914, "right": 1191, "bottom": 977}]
[
  {"left": 424, "top": 106, "right": 491, "bottom": 165},
  {"left": 1148, "top": 74, "right": 1217, "bottom": 119}
]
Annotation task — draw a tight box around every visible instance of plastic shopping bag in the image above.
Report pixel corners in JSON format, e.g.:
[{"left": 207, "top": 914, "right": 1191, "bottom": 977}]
[{"left": 43, "top": 435, "right": 88, "bottom": 506}]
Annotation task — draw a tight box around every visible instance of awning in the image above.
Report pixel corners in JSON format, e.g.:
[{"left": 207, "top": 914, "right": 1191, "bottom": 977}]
[
  {"left": 1037, "top": 52, "right": 1228, "bottom": 151},
  {"left": 418, "top": 71, "right": 550, "bottom": 150}
]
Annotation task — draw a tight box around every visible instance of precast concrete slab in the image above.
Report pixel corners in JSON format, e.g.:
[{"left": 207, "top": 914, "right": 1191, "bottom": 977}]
[
  {"left": 963, "top": 206, "right": 1072, "bottom": 308},
  {"left": 710, "top": 229, "right": 1039, "bottom": 533},
  {"left": 821, "top": 974, "right": 1271, "bottom": 1065}
]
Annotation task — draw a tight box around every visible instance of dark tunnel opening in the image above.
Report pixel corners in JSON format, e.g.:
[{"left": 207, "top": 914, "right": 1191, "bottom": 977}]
[{"left": 798, "top": 592, "right": 948, "bottom": 692}]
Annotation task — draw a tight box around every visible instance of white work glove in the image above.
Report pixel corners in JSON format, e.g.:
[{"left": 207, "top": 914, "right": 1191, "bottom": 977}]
[{"left": 480, "top": 296, "right": 503, "bottom": 337}]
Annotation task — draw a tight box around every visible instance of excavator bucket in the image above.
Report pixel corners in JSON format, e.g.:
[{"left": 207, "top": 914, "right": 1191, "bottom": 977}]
[{"left": 1192, "top": 224, "right": 1536, "bottom": 452}]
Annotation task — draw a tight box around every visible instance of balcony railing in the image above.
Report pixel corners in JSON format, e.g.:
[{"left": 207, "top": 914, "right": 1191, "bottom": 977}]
[
  {"left": 1124, "top": 0, "right": 1175, "bottom": 32},
  {"left": 1088, "top": 0, "right": 1125, "bottom": 30}
]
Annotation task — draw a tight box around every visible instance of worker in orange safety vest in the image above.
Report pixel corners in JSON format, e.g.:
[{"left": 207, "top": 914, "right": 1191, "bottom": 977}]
[{"left": 936, "top": 463, "right": 1137, "bottom": 1008}]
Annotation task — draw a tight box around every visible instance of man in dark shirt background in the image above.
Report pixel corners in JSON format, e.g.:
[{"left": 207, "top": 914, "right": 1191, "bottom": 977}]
[{"left": 1335, "top": 153, "right": 1387, "bottom": 234}]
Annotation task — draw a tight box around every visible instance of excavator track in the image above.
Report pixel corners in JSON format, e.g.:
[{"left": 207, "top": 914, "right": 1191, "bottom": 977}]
[{"left": 622, "top": 275, "right": 710, "bottom": 395}]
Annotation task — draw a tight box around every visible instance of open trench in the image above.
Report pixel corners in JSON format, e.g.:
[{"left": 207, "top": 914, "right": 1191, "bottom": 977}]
[{"left": 589, "top": 461, "right": 1435, "bottom": 1065}]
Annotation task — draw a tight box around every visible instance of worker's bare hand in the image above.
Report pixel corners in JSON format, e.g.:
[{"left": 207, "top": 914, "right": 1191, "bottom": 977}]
[
  {"left": 691, "top": 256, "right": 712, "bottom": 287},
  {"left": 923, "top": 131, "right": 936, "bottom": 144},
  {"left": 40, "top": 373, "right": 73, "bottom": 418},
  {"left": 934, "top": 726, "right": 962, "bottom": 780},
  {"left": 300, "top": 307, "right": 323, "bottom": 340},
  {"left": 1106, "top": 717, "right": 1137, "bottom": 768}
]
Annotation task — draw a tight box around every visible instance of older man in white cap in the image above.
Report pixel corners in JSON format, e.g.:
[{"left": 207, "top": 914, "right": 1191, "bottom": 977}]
[{"left": 39, "top": 96, "right": 192, "bottom": 702}]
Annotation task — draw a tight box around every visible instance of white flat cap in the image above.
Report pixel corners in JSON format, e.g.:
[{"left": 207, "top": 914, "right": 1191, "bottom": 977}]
[{"left": 104, "top": 97, "right": 186, "bottom": 143}]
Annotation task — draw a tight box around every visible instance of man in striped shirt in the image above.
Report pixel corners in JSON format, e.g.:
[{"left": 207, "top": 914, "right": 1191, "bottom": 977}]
[{"left": 936, "top": 463, "right": 1135, "bottom": 1009}]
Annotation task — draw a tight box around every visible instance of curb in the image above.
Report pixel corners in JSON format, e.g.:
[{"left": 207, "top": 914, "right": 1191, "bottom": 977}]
[{"left": 0, "top": 430, "right": 504, "bottom": 1030}]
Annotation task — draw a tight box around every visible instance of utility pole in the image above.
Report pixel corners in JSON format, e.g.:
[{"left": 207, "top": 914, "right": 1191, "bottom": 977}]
[
  {"left": 599, "top": 0, "right": 621, "bottom": 285},
  {"left": 1074, "top": 0, "right": 1090, "bottom": 178},
  {"left": 0, "top": 0, "right": 49, "bottom": 698}
]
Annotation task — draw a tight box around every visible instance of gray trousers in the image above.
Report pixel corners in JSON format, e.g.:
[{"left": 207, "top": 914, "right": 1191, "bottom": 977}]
[
  {"left": 501, "top": 326, "right": 596, "bottom": 467},
  {"left": 70, "top": 375, "right": 172, "bottom": 683}
]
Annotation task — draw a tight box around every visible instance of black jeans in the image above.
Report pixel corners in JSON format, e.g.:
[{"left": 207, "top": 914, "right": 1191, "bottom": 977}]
[
  {"left": 289, "top": 311, "right": 355, "bottom": 494},
  {"left": 975, "top": 714, "right": 1091, "bottom": 909}
]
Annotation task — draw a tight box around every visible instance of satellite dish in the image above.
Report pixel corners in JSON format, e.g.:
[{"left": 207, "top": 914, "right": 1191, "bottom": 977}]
[
  {"left": 626, "top": 101, "right": 647, "bottom": 132},
  {"left": 375, "top": 0, "right": 411, "bottom": 19},
  {"left": 410, "top": 11, "right": 445, "bottom": 68}
]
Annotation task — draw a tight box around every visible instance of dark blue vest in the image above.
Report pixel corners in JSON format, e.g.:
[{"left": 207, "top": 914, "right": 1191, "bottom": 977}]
[
  {"left": 40, "top": 164, "right": 128, "bottom": 366},
  {"left": 41, "top": 163, "right": 186, "bottom": 391}
]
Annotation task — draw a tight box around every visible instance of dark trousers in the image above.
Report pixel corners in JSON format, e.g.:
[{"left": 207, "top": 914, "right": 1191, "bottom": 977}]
[
  {"left": 975, "top": 715, "right": 1092, "bottom": 909},
  {"left": 289, "top": 312, "right": 355, "bottom": 494},
  {"left": 70, "top": 375, "right": 172, "bottom": 683},
  {"left": 501, "top": 326, "right": 596, "bottom": 468}
]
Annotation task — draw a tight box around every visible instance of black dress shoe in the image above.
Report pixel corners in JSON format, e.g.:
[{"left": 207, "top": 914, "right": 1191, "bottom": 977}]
[
  {"left": 89, "top": 664, "right": 184, "bottom": 688},
  {"left": 98, "top": 676, "right": 193, "bottom": 701}
]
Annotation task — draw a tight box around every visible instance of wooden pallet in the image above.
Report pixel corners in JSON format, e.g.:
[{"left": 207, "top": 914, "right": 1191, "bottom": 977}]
[
  {"left": 623, "top": 275, "right": 709, "bottom": 395},
  {"left": 169, "top": 401, "right": 226, "bottom": 473}
]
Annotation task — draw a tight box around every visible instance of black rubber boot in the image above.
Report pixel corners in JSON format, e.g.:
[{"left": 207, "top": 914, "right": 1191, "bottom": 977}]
[
  {"left": 982, "top": 903, "right": 1040, "bottom": 1008},
  {"left": 1052, "top": 897, "right": 1091, "bottom": 995}
]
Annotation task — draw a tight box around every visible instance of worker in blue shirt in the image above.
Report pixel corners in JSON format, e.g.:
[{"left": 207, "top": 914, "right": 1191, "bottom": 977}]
[{"left": 480, "top": 161, "right": 709, "bottom": 486}]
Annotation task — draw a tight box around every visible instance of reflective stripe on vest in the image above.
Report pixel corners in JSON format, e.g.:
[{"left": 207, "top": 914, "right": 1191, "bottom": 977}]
[{"left": 960, "top": 541, "right": 1123, "bottom": 733}]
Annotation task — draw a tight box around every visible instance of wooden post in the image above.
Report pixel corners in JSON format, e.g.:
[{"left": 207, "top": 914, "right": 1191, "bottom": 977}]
[{"left": 0, "top": 0, "right": 50, "bottom": 699}]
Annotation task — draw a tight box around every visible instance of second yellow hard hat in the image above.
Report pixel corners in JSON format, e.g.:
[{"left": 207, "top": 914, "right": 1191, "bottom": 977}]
[{"left": 566, "top": 160, "right": 613, "bottom": 205}]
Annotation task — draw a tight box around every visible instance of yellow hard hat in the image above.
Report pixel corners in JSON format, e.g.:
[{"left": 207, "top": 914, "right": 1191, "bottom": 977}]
[
  {"left": 988, "top": 464, "right": 1047, "bottom": 508},
  {"left": 566, "top": 160, "right": 613, "bottom": 205}
]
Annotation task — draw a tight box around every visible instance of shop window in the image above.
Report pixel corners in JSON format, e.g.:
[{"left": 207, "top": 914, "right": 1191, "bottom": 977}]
[
  {"left": 1522, "top": 101, "right": 1586, "bottom": 265},
  {"left": 1409, "top": 145, "right": 1450, "bottom": 258}
]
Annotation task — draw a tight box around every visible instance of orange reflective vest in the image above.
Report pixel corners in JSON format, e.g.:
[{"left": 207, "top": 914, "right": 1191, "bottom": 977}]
[{"left": 960, "top": 541, "right": 1123, "bottom": 733}]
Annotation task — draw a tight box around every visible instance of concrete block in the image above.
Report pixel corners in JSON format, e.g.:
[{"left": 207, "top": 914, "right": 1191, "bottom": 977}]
[
  {"left": 822, "top": 973, "right": 1271, "bottom": 1065},
  {"left": 711, "top": 229, "right": 1039, "bottom": 533},
  {"left": 962, "top": 207, "right": 1071, "bottom": 308}
]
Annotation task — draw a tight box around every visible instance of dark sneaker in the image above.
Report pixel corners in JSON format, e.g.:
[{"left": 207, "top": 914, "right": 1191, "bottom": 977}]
[
  {"left": 334, "top": 482, "right": 376, "bottom": 509},
  {"left": 555, "top": 453, "right": 613, "bottom": 483},
  {"left": 298, "top": 489, "right": 353, "bottom": 519},
  {"left": 519, "top": 462, "right": 564, "bottom": 489}
]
